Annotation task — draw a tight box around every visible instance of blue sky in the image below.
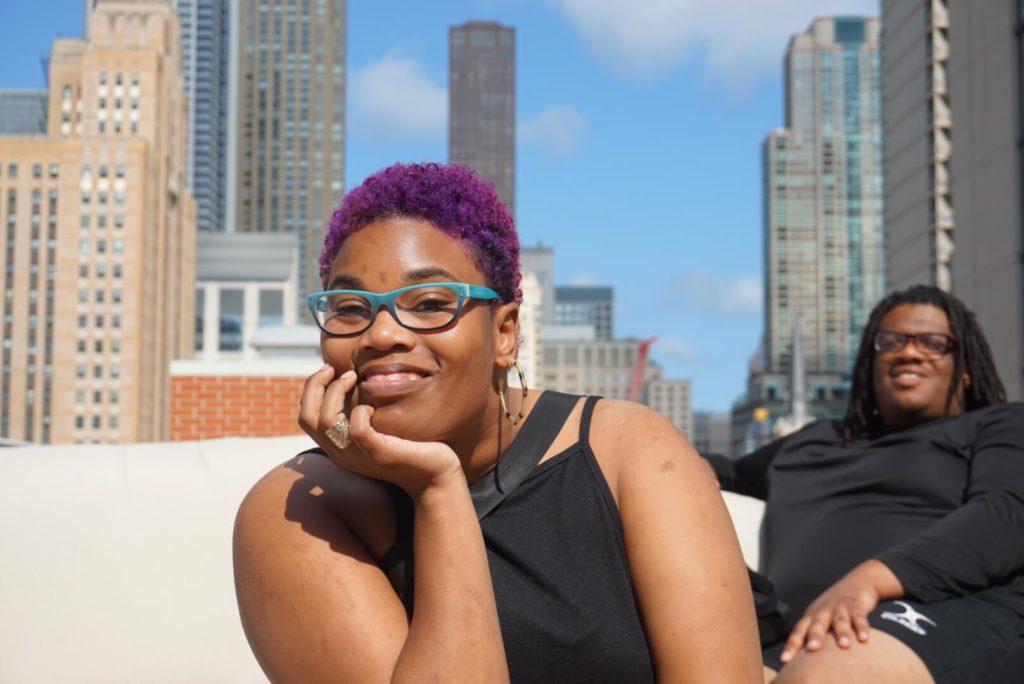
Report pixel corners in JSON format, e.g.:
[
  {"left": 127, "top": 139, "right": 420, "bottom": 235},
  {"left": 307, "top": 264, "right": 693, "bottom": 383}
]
[{"left": 0, "top": 0, "right": 877, "bottom": 411}]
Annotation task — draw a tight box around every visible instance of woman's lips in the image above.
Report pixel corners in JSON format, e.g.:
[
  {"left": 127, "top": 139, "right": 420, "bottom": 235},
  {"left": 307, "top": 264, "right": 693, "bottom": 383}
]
[
  {"left": 890, "top": 370, "right": 926, "bottom": 389},
  {"left": 358, "top": 371, "right": 432, "bottom": 398}
]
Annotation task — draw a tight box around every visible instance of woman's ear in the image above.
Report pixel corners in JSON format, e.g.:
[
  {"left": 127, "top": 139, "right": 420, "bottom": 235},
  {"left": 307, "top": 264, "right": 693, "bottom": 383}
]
[{"left": 493, "top": 302, "right": 520, "bottom": 365}]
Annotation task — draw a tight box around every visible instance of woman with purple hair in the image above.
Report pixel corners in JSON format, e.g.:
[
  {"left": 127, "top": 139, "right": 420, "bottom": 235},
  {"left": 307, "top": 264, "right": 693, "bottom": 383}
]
[{"left": 233, "top": 162, "right": 762, "bottom": 682}]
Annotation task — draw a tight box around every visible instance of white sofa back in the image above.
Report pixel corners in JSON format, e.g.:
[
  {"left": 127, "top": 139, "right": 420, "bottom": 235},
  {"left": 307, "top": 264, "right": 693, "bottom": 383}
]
[{"left": 0, "top": 437, "right": 763, "bottom": 683}]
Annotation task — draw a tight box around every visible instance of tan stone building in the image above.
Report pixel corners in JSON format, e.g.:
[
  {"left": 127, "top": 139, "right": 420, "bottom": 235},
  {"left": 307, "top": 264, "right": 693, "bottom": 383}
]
[{"left": 0, "top": 0, "right": 196, "bottom": 443}]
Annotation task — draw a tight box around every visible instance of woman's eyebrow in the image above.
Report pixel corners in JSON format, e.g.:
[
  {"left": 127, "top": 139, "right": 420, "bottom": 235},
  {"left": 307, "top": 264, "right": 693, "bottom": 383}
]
[
  {"left": 327, "top": 274, "right": 362, "bottom": 290},
  {"left": 403, "top": 267, "right": 457, "bottom": 283}
]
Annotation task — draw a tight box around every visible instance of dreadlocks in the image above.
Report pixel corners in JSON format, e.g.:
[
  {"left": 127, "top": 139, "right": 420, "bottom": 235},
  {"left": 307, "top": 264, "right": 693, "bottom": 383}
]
[{"left": 841, "top": 285, "right": 1006, "bottom": 440}]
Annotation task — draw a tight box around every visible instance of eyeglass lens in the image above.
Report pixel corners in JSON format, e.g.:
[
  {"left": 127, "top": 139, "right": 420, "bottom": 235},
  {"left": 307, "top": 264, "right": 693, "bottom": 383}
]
[
  {"left": 315, "top": 285, "right": 461, "bottom": 334},
  {"left": 875, "top": 332, "right": 954, "bottom": 354}
]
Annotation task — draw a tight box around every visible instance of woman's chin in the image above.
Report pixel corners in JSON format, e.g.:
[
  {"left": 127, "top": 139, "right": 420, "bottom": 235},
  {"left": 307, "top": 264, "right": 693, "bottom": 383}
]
[{"left": 368, "top": 406, "right": 437, "bottom": 443}]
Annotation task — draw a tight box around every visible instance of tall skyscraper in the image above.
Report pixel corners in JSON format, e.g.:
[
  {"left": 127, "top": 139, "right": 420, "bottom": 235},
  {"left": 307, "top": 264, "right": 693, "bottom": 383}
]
[
  {"left": 0, "top": 0, "right": 196, "bottom": 443},
  {"left": 880, "top": 0, "right": 1023, "bottom": 400},
  {"left": 881, "top": 0, "right": 954, "bottom": 291},
  {"left": 231, "top": 0, "right": 346, "bottom": 299},
  {"left": 175, "top": 0, "right": 229, "bottom": 233},
  {"left": 85, "top": 0, "right": 230, "bottom": 234},
  {"left": 945, "top": 0, "right": 1023, "bottom": 399},
  {"left": 764, "top": 17, "right": 884, "bottom": 377},
  {"left": 449, "top": 21, "right": 515, "bottom": 214},
  {"left": 733, "top": 17, "right": 882, "bottom": 444}
]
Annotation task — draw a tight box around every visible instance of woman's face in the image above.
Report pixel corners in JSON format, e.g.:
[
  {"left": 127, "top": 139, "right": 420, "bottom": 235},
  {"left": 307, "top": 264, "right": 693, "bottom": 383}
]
[
  {"left": 321, "top": 216, "right": 518, "bottom": 442},
  {"left": 872, "top": 303, "right": 966, "bottom": 428}
]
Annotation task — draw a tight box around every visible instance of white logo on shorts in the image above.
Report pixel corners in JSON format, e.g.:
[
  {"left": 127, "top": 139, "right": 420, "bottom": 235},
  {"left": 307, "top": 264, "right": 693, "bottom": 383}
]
[{"left": 879, "top": 601, "right": 938, "bottom": 636}]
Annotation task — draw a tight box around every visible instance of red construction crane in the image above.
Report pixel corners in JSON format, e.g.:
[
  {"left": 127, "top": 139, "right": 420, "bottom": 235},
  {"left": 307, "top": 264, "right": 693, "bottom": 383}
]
[{"left": 626, "top": 337, "right": 656, "bottom": 403}]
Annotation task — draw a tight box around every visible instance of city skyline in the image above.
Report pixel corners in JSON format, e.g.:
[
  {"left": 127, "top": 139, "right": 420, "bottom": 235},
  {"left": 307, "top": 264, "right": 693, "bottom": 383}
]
[{"left": 5, "top": 0, "right": 897, "bottom": 412}]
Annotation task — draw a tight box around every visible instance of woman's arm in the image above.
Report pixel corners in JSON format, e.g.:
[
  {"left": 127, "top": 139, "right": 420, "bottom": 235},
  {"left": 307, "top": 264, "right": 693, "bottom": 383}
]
[
  {"left": 592, "top": 400, "right": 762, "bottom": 682},
  {"left": 779, "top": 403, "right": 1024, "bottom": 662},
  {"left": 873, "top": 402, "right": 1024, "bottom": 600},
  {"left": 702, "top": 435, "right": 789, "bottom": 500},
  {"left": 232, "top": 367, "right": 509, "bottom": 684}
]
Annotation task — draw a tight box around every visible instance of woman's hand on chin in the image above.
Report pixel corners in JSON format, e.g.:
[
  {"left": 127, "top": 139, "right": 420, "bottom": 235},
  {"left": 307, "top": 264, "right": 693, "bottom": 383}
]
[{"left": 299, "top": 364, "right": 464, "bottom": 497}]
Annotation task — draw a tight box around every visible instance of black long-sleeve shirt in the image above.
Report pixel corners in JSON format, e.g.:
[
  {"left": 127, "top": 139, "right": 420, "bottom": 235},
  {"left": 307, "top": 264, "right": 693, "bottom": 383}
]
[{"left": 706, "top": 402, "right": 1024, "bottom": 624}]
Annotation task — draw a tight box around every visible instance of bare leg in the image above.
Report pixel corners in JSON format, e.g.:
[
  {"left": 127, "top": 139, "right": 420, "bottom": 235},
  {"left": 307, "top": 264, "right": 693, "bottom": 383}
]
[
  {"left": 763, "top": 665, "right": 778, "bottom": 683},
  {"left": 773, "top": 628, "right": 934, "bottom": 684}
]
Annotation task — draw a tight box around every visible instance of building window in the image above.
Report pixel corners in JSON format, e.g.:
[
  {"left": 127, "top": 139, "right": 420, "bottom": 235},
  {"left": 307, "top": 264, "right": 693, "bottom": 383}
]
[
  {"left": 258, "top": 289, "right": 283, "bottom": 326},
  {"left": 195, "top": 289, "right": 205, "bottom": 351},
  {"left": 219, "top": 289, "right": 244, "bottom": 351}
]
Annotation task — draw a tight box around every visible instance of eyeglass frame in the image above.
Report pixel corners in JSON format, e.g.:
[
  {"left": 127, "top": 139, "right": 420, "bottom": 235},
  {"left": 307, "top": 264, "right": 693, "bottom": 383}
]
[
  {"left": 307, "top": 281, "right": 501, "bottom": 336},
  {"left": 873, "top": 331, "right": 957, "bottom": 356}
]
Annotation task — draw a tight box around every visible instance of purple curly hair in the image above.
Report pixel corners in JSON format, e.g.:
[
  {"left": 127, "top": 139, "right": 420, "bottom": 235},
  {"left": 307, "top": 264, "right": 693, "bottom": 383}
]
[{"left": 319, "top": 162, "right": 522, "bottom": 303}]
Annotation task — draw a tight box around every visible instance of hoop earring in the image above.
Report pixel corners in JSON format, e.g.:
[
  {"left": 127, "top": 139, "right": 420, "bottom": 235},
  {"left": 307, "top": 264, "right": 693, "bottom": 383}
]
[{"left": 499, "top": 357, "right": 528, "bottom": 426}]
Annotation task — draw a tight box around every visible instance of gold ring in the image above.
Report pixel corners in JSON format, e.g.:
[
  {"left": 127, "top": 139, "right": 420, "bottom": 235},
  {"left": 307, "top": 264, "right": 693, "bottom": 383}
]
[{"left": 325, "top": 415, "right": 351, "bottom": 450}]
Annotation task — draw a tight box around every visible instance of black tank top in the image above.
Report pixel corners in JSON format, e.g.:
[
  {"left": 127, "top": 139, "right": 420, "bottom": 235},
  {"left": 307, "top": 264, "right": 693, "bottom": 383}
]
[{"left": 380, "top": 393, "right": 656, "bottom": 683}]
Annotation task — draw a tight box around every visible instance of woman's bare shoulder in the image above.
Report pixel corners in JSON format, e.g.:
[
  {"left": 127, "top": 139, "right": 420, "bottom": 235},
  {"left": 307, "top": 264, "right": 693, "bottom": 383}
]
[
  {"left": 233, "top": 452, "right": 413, "bottom": 682},
  {"left": 235, "top": 450, "right": 399, "bottom": 563},
  {"left": 588, "top": 398, "right": 693, "bottom": 458},
  {"left": 583, "top": 398, "right": 699, "bottom": 501}
]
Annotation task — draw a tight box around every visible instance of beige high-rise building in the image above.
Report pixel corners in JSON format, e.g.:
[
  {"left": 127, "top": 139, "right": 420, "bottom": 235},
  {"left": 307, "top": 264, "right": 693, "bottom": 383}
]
[
  {"left": 0, "top": 0, "right": 196, "bottom": 443},
  {"left": 230, "top": 0, "right": 346, "bottom": 300}
]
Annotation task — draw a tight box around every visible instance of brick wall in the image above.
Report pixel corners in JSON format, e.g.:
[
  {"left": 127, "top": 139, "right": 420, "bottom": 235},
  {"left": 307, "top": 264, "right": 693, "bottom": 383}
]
[{"left": 170, "top": 375, "right": 307, "bottom": 441}]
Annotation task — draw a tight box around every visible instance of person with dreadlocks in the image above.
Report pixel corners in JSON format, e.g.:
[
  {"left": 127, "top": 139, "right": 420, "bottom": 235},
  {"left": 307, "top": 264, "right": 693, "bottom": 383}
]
[{"left": 705, "top": 285, "right": 1024, "bottom": 683}]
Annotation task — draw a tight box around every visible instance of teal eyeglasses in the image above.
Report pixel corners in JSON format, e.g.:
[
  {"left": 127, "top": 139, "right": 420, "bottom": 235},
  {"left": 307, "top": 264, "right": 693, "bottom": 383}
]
[{"left": 307, "top": 282, "right": 501, "bottom": 335}]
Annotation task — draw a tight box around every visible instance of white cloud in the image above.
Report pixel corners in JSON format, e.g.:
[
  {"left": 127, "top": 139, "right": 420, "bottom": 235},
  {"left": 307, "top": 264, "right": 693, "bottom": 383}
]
[
  {"left": 653, "top": 336, "right": 701, "bottom": 362},
  {"left": 548, "top": 0, "right": 878, "bottom": 84},
  {"left": 350, "top": 54, "right": 447, "bottom": 142},
  {"left": 518, "top": 105, "right": 587, "bottom": 157},
  {"left": 667, "top": 272, "right": 762, "bottom": 315}
]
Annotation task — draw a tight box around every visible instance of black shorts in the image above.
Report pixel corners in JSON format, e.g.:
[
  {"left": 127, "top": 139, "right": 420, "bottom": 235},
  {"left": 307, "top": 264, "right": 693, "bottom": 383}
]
[{"left": 763, "top": 596, "right": 1024, "bottom": 683}]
